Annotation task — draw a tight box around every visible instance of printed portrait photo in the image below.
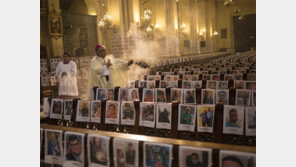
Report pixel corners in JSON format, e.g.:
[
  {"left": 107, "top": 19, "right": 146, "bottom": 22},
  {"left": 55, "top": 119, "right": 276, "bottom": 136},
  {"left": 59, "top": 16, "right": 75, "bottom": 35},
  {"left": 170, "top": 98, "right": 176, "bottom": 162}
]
[
  {"left": 234, "top": 74, "right": 243, "bottom": 80},
  {"left": 96, "top": 88, "right": 108, "bottom": 100},
  {"left": 107, "top": 88, "right": 115, "bottom": 100},
  {"left": 192, "top": 81, "right": 202, "bottom": 89},
  {"left": 202, "top": 74, "right": 211, "bottom": 80},
  {"left": 207, "top": 80, "right": 217, "bottom": 89},
  {"left": 155, "top": 89, "right": 167, "bottom": 102},
  {"left": 50, "top": 98, "right": 63, "bottom": 119},
  {"left": 171, "top": 88, "right": 183, "bottom": 103},
  {"left": 197, "top": 105, "right": 215, "bottom": 133},
  {"left": 184, "top": 89, "right": 196, "bottom": 104},
  {"left": 119, "top": 88, "right": 129, "bottom": 102},
  {"left": 224, "top": 74, "right": 234, "bottom": 81},
  {"left": 87, "top": 134, "right": 110, "bottom": 167},
  {"left": 64, "top": 132, "right": 84, "bottom": 166},
  {"left": 105, "top": 101, "right": 120, "bottom": 125},
  {"left": 160, "top": 81, "right": 168, "bottom": 88},
  {"left": 147, "top": 81, "right": 156, "bottom": 88},
  {"left": 247, "top": 74, "right": 256, "bottom": 81},
  {"left": 252, "top": 90, "right": 256, "bottom": 107},
  {"left": 128, "top": 81, "right": 136, "bottom": 88},
  {"left": 172, "top": 75, "right": 179, "bottom": 81},
  {"left": 121, "top": 101, "right": 136, "bottom": 126},
  {"left": 164, "top": 75, "right": 172, "bottom": 82},
  {"left": 91, "top": 101, "right": 101, "bottom": 123},
  {"left": 223, "top": 105, "right": 244, "bottom": 135},
  {"left": 234, "top": 80, "right": 246, "bottom": 89},
  {"left": 143, "top": 89, "right": 155, "bottom": 102},
  {"left": 202, "top": 89, "right": 215, "bottom": 105},
  {"left": 245, "top": 107, "right": 256, "bottom": 136},
  {"left": 183, "top": 75, "right": 192, "bottom": 81},
  {"left": 236, "top": 89, "right": 251, "bottom": 107},
  {"left": 178, "top": 104, "right": 196, "bottom": 132},
  {"left": 113, "top": 138, "right": 139, "bottom": 167},
  {"left": 140, "top": 81, "right": 148, "bottom": 88},
  {"left": 156, "top": 103, "right": 172, "bottom": 129},
  {"left": 144, "top": 142, "right": 172, "bottom": 167},
  {"left": 246, "top": 81, "right": 256, "bottom": 90},
  {"left": 179, "top": 146, "right": 212, "bottom": 167},
  {"left": 219, "top": 150, "right": 256, "bottom": 167},
  {"left": 169, "top": 81, "right": 178, "bottom": 88},
  {"left": 183, "top": 81, "right": 192, "bottom": 89},
  {"left": 128, "top": 88, "right": 139, "bottom": 101},
  {"left": 76, "top": 100, "right": 90, "bottom": 122},
  {"left": 64, "top": 100, "right": 74, "bottom": 120},
  {"left": 212, "top": 74, "right": 220, "bottom": 81},
  {"left": 216, "top": 90, "right": 229, "bottom": 105},
  {"left": 139, "top": 102, "right": 155, "bottom": 128},
  {"left": 45, "top": 130, "right": 63, "bottom": 165},
  {"left": 192, "top": 75, "right": 199, "bottom": 81},
  {"left": 217, "top": 81, "right": 228, "bottom": 90}
]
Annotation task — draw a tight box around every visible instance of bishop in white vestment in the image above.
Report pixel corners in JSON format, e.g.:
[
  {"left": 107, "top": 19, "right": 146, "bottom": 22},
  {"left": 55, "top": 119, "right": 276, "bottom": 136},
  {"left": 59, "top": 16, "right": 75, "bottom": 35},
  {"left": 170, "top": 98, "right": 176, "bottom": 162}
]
[
  {"left": 55, "top": 53, "right": 79, "bottom": 98},
  {"left": 88, "top": 45, "right": 133, "bottom": 99}
]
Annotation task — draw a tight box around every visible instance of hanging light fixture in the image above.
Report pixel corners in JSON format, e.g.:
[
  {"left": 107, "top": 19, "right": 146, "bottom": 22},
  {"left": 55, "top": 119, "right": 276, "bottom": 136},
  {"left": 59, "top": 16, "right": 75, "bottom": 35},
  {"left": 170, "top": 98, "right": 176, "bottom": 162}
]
[{"left": 224, "top": 0, "right": 234, "bottom": 7}]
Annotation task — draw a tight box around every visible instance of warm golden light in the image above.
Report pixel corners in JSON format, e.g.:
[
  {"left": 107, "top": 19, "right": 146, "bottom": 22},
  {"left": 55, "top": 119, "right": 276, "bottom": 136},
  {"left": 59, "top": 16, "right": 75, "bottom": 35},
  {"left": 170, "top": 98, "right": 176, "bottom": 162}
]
[
  {"left": 180, "top": 22, "right": 188, "bottom": 33},
  {"left": 155, "top": 23, "right": 160, "bottom": 29},
  {"left": 213, "top": 31, "right": 218, "bottom": 36},
  {"left": 199, "top": 28, "right": 206, "bottom": 36}
]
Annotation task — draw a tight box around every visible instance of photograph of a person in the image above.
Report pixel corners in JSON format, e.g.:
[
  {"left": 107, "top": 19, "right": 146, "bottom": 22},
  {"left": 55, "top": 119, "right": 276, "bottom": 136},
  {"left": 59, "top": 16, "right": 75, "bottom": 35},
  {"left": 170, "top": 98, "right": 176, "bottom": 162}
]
[
  {"left": 140, "top": 81, "right": 148, "bottom": 88},
  {"left": 155, "top": 89, "right": 167, "bottom": 102},
  {"left": 107, "top": 88, "right": 115, "bottom": 100},
  {"left": 236, "top": 89, "right": 251, "bottom": 106},
  {"left": 179, "top": 146, "right": 212, "bottom": 167},
  {"left": 212, "top": 74, "right": 220, "bottom": 81},
  {"left": 113, "top": 138, "right": 139, "bottom": 167},
  {"left": 172, "top": 75, "right": 179, "bottom": 81},
  {"left": 156, "top": 103, "right": 172, "bottom": 129},
  {"left": 245, "top": 107, "right": 256, "bottom": 136},
  {"left": 50, "top": 98, "right": 64, "bottom": 119},
  {"left": 216, "top": 90, "right": 229, "bottom": 105},
  {"left": 144, "top": 142, "right": 172, "bottom": 167},
  {"left": 178, "top": 104, "right": 196, "bottom": 132},
  {"left": 246, "top": 81, "right": 256, "bottom": 90},
  {"left": 171, "top": 88, "right": 183, "bottom": 103},
  {"left": 160, "top": 81, "right": 168, "bottom": 88},
  {"left": 192, "top": 81, "right": 202, "bottom": 89},
  {"left": 143, "top": 89, "right": 155, "bottom": 102},
  {"left": 202, "top": 74, "right": 211, "bottom": 80},
  {"left": 87, "top": 134, "right": 110, "bottom": 167},
  {"left": 234, "top": 74, "right": 243, "bottom": 80},
  {"left": 217, "top": 81, "right": 228, "bottom": 90},
  {"left": 224, "top": 74, "right": 234, "bottom": 81},
  {"left": 64, "top": 132, "right": 84, "bottom": 165},
  {"left": 252, "top": 90, "right": 256, "bottom": 107},
  {"left": 45, "top": 130, "right": 63, "bottom": 165},
  {"left": 184, "top": 89, "right": 196, "bottom": 104},
  {"left": 192, "top": 75, "right": 199, "bottom": 81},
  {"left": 164, "top": 75, "right": 172, "bottom": 81},
  {"left": 169, "top": 81, "right": 178, "bottom": 88},
  {"left": 147, "top": 81, "right": 156, "bottom": 88},
  {"left": 121, "top": 101, "right": 136, "bottom": 126},
  {"left": 234, "top": 80, "right": 246, "bottom": 89},
  {"left": 247, "top": 74, "right": 256, "bottom": 81},
  {"left": 91, "top": 100, "right": 101, "bottom": 123},
  {"left": 64, "top": 100, "right": 74, "bottom": 120},
  {"left": 223, "top": 105, "right": 244, "bottom": 135},
  {"left": 202, "top": 89, "right": 215, "bottom": 105},
  {"left": 207, "top": 80, "right": 217, "bottom": 89},
  {"left": 183, "top": 81, "right": 192, "bottom": 89},
  {"left": 119, "top": 88, "right": 129, "bottom": 102},
  {"left": 128, "top": 88, "right": 139, "bottom": 101},
  {"left": 105, "top": 101, "right": 120, "bottom": 125},
  {"left": 96, "top": 88, "right": 108, "bottom": 100},
  {"left": 76, "top": 100, "right": 90, "bottom": 122},
  {"left": 139, "top": 102, "right": 155, "bottom": 128},
  {"left": 197, "top": 105, "right": 215, "bottom": 133},
  {"left": 183, "top": 75, "right": 192, "bottom": 81},
  {"left": 128, "top": 81, "right": 135, "bottom": 88},
  {"left": 219, "top": 150, "right": 256, "bottom": 167}
]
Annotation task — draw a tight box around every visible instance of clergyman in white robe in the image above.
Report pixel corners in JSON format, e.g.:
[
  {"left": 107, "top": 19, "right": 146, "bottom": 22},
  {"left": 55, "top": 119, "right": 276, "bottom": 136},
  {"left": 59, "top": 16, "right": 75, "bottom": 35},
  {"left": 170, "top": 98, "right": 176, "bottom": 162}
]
[{"left": 55, "top": 59, "right": 79, "bottom": 97}]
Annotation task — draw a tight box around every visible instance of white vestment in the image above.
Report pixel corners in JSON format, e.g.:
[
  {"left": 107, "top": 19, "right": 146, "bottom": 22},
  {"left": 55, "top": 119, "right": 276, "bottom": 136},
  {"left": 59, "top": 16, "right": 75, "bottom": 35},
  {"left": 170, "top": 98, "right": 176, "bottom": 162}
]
[
  {"left": 55, "top": 61, "right": 79, "bottom": 96},
  {"left": 88, "top": 55, "right": 128, "bottom": 98}
]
